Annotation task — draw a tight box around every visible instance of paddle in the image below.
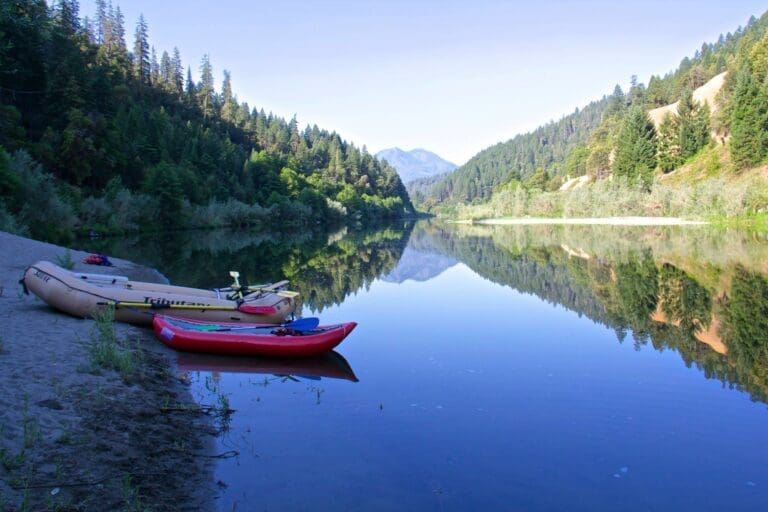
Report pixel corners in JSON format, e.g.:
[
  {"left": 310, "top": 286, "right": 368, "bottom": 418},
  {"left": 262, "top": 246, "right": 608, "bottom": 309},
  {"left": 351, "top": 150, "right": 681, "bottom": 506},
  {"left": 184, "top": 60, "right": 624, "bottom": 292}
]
[
  {"left": 200, "top": 317, "right": 321, "bottom": 333},
  {"left": 100, "top": 301, "right": 278, "bottom": 316},
  {"left": 285, "top": 317, "right": 320, "bottom": 331}
]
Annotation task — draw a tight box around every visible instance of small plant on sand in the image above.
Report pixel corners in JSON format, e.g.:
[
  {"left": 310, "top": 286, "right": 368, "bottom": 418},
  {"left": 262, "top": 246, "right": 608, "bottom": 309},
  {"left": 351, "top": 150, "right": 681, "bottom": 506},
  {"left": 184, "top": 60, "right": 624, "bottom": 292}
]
[
  {"left": 55, "top": 424, "right": 75, "bottom": 446},
  {"left": 0, "top": 447, "right": 25, "bottom": 471},
  {"left": 20, "top": 396, "right": 41, "bottom": 449},
  {"left": 87, "top": 306, "right": 139, "bottom": 382},
  {"left": 55, "top": 249, "right": 75, "bottom": 270},
  {"left": 22, "top": 418, "right": 41, "bottom": 449},
  {"left": 122, "top": 475, "right": 150, "bottom": 512}
]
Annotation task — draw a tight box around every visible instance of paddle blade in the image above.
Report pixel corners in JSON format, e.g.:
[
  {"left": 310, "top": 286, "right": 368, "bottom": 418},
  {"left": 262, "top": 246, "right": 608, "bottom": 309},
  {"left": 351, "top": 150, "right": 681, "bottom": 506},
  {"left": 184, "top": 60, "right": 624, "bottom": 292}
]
[{"left": 286, "top": 317, "right": 320, "bottom": 332}]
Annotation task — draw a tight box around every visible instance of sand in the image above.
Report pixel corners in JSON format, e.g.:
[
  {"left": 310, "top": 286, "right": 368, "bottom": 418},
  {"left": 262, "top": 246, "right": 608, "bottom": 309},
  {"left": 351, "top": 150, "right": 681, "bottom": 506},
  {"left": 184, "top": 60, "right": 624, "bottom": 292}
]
[
  {"left": 0, "top": 231, "right": 216, "bottom": 511},
  {"left": 648, "top": 71, "right": 727, "bottom": 128},
  {"left": 456, "top": 217, "right": 708, "bottom": 226}
]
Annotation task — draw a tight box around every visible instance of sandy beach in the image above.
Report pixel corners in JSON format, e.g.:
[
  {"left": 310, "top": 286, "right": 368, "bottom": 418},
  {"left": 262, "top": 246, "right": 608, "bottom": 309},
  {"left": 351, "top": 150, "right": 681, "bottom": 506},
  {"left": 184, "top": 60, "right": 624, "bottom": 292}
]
[
  {"left": 0, "top": 231, "right": 216, "bottom": 511},
  {"left": 455, "top": 217, "right": 709, "bottom": 226}
]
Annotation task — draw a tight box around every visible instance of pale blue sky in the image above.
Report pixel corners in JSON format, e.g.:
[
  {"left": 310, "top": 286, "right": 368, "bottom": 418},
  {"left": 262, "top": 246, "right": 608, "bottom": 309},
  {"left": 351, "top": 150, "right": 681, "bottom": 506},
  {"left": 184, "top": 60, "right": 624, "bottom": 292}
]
[{"left": 81, "top": 1, "right": 766, "bottom": 165}]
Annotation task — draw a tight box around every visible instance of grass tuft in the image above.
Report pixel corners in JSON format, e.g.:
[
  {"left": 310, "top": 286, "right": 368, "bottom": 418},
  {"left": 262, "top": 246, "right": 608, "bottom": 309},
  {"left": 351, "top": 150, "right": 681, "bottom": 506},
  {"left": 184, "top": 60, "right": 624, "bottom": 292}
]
[
  {"left": 55, "top": 249, "right": 75, "bottom": 270},
  {"left": 122, "top": 475, "right": 151, "bottom": 512},
  {"left": 87, "top": 306, "right": 141, "bottom": 382}
]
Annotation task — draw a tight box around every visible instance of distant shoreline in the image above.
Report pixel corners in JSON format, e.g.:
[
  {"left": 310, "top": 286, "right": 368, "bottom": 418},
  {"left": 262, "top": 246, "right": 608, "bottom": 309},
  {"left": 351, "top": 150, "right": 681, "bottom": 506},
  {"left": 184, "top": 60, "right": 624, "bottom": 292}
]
[{"left": 453, "top": 217, "right": 709, "bottom": 226}]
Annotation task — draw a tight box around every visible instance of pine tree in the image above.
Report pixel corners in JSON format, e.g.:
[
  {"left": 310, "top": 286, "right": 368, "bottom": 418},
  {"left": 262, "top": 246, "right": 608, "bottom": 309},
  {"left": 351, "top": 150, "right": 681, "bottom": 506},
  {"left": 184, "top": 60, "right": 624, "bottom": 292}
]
[
  {"left": 748, "top": 31, "right": 768, "bottom": 83},
  {"left": 657, "top": 113, "right": 681, "bottom": 172},
  {"left": 185, "top": 66, "right": 195, "bottom": 99},
  {"left": 114, "top": 5, "right": 126, "bottom": 51},
  {"left": 220, "top": 70, "right": 236, "bottom": 123},
  {"left": 288, "top": 115, "right": 300, "bottom": 153},
  {"left": 95, "top": 0, "right": 106, "bottom": 44},
  {"left": 627, "top": 75, "right": 646, "bottom": 107},
  {"left": 159, "top": 50, "right": 173, "bottom": 91},
  {"left": 0, "top": 0, "right": 48, "bottom": 142},
  {"left": 172, "top": 47, "right": 184, "bottom": 94},
  {"left": 730, "top": 66, "right": 767, "bottom": 169},
  {"left": 198, "top": 54, "right": 215, "bottom": 118},
  {"left": 693, "top": 101, "right": 711, "bottom": 152},
  {"left": 150, "top": 46, "right": 159, "bottom": 86},
  {"left": 81, "top": 15, "right": 95, "bottom": 44},
  {"left": 646, "top": 76, "right": 669, "bottom": 107},
  {"left": 132, "top": 14, "right": 150, "bottom": 84},
  {"left": 677, "top": 87, "right": 709, "bottom": 159},
  {"left": 613, "top": 107, "right": 657, "bottom": 187},
  {"left": 606, "top": 85, "right": 626, "bottom": 116},
  {"left": 56, "top": 0, "right": 81, "bottom": 37}
]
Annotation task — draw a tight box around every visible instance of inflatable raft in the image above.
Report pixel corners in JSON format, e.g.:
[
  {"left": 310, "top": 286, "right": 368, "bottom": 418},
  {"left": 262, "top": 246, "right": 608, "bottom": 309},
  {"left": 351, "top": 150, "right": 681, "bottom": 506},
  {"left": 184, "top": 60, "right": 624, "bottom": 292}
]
[
  {"left": 22, "top": 260, "right": 297, "bottom": 325},
  {"left": 154, "top": 315, "right": 357, "bottom": 357}
]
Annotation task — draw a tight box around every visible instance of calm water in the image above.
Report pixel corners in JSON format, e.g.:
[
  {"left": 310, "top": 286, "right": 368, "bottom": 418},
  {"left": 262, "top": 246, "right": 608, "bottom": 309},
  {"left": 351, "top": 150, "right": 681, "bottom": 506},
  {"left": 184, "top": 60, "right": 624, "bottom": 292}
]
[{"left": 86, "top": 222, "right": 768, "bottom": 511}]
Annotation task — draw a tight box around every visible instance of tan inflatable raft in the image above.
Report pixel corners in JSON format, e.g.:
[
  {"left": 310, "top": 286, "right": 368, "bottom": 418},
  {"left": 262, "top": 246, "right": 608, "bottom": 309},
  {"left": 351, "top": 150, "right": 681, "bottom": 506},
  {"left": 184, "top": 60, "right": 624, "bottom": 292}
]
[{"left": 22, "top": 260, "right": 298, "bottom": 326}]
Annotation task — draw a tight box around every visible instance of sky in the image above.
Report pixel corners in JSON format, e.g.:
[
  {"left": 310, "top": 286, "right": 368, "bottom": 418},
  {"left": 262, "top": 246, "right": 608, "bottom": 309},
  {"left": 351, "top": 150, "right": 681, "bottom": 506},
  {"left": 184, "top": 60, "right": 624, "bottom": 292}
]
[{"left": 80, "top": 0, "right": 767, "bottom": 165}]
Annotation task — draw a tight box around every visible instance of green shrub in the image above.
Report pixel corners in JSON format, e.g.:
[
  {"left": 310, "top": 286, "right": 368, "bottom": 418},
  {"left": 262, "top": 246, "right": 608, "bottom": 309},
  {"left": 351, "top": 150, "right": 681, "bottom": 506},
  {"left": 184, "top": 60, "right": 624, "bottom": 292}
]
[
  {"left": 10, "top": 150, "right": 77, "bottom": 242},
  {"left": 88, "top": 306, "right": 140, "bottom": 382}
]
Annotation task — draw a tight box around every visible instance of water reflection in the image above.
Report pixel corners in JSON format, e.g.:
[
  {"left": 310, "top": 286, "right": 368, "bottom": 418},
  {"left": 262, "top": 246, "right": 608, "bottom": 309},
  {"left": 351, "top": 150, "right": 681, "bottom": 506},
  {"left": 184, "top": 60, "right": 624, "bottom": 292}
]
[
  {"left": 86, "top": 221, "right": 768, "bottom": 403},
  {"left": 417, "top": 222, "right": 768, "bottom": 403},
  {"left": 89, "top": 221, "right": 768, "bottom": 510},
  {"left": 82, "top": 222, "right": 413, "bottom": 312},
  {"left": 177, "top": 351, "right": 358, "bottom": 382}
]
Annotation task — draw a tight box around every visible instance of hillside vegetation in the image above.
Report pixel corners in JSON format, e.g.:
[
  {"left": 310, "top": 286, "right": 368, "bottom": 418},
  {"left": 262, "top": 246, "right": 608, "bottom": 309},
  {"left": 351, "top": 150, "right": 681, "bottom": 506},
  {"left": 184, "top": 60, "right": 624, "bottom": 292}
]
[
  {"left": 0, "top": 1, "right": 413, "bottom": 243},
  {"left": 418, "top": 11, "right": 768, "bottom": 222}
]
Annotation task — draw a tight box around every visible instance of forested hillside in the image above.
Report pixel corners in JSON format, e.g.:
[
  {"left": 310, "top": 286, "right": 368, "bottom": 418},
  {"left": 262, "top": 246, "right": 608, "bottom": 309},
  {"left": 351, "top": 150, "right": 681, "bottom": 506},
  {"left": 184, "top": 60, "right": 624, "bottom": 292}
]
[
  {"left": 422, "top": 96, "right": 611, "bottom": 207},
  {"left": 419, "top": 11, "right": 768, "bottom": 219},
  {"left": 0, "top": 1, "right": 412, "bottom": 243}
]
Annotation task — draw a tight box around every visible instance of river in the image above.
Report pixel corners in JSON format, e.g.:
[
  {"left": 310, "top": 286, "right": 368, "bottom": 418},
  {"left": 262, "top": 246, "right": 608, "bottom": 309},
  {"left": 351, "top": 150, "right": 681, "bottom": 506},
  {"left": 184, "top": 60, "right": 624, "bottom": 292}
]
[{"left": 84, "top": 221, "right": 768, "bottom": 511}]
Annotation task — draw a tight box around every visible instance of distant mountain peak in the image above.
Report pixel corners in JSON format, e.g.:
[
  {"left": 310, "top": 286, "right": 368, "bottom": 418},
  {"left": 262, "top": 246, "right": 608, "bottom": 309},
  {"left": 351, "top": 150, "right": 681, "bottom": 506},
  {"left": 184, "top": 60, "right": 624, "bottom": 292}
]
[{"left": 376, "top": 148, "right": 457, "bottom": 184}]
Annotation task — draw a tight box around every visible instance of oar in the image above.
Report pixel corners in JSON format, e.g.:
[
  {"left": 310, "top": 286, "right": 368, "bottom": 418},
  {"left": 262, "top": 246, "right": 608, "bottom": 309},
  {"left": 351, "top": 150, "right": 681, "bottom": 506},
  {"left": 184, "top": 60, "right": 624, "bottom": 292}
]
[
  {"left": 226, "top": 274, "right": 293, "bottom": 300},
  {"left": 102, "top": 301, "right": 240, "bottom": 311},
  {"left": 246, "top": 288, "right": 300, "bottom": 299},
  {"left": 100, "top": 301, "right": 278, "bottom": 316},
  {"left": 201, "top": 317, "right": 321, "bottom": 333},
  {"left": 218, "top": 280, "right": 297, "bottom": 298}
]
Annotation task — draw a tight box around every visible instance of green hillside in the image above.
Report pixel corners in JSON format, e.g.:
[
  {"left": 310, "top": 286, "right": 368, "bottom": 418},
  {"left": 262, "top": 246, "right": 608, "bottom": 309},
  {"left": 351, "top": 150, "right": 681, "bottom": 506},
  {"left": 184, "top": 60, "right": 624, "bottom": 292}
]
[
  {"left": 418, "top": 11, "right": 768, "bottom": 220},
  {"left": 422, "top": 96, "right": 611, "bottom": 207},
  {"left": 0, "top": 1, "right": 413, "bottom": 243}
]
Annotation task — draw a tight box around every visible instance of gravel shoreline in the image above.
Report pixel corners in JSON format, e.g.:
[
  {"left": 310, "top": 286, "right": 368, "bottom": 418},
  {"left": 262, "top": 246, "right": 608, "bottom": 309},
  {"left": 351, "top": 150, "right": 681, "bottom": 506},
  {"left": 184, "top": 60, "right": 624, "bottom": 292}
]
[{"left": 0, "top": 231, "right": 216, "bottom": 511}]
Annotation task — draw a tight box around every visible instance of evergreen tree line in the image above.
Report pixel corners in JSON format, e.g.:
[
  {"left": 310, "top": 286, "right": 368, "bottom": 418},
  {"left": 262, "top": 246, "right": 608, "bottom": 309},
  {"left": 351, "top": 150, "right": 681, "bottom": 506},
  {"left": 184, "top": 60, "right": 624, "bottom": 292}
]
[
  {"left": 602, "top": 12, "right": 768, "bottom": 185},
  {"left": 0, "top": 0, "right": 413, "bottom": 242},
  {"left": 415, "top": 95, "right": 611, "bottom": 207},
  {"left": 417, "top": 11, "right": 768, "bottom": 211}
]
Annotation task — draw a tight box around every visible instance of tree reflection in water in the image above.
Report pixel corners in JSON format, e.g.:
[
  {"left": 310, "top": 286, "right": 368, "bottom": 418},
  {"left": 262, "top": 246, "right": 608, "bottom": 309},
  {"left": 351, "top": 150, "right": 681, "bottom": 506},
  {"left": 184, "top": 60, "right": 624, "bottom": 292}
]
[{"left": 416, "top": 222, "right": 768, "bottom": 403}]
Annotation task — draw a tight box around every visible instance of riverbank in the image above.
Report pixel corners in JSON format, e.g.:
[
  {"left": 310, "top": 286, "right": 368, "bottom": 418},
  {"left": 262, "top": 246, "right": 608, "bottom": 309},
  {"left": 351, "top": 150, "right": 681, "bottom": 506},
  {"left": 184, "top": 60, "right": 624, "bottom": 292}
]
[
  {"left": 0, "top": 231, "right": 216, "bottom": 511},
  {"left": 454, "top": 217, "right": 709, "bottom": 226}
]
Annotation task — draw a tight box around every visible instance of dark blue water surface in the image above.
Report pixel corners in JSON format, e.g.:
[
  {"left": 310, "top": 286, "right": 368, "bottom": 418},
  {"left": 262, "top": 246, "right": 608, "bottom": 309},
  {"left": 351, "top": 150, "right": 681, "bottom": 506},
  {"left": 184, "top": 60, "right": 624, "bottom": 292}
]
[{"left": 88, "top": 222, "right": 768, "bottom": 511}]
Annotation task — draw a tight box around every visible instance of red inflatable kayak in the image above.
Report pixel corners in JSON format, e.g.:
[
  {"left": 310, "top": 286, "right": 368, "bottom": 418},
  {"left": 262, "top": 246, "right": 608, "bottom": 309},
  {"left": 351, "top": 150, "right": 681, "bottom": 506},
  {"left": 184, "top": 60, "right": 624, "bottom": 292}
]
[{"left": 153, "top": 315, "right": 357, "bottom": 357}]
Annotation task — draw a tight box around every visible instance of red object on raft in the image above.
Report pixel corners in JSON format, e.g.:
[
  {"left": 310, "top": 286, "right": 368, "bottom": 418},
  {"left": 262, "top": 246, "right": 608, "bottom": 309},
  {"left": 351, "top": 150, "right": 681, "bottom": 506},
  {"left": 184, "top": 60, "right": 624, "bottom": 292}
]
[{"left": 153, "top": 315, "right": 357, "bottom": 358}]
